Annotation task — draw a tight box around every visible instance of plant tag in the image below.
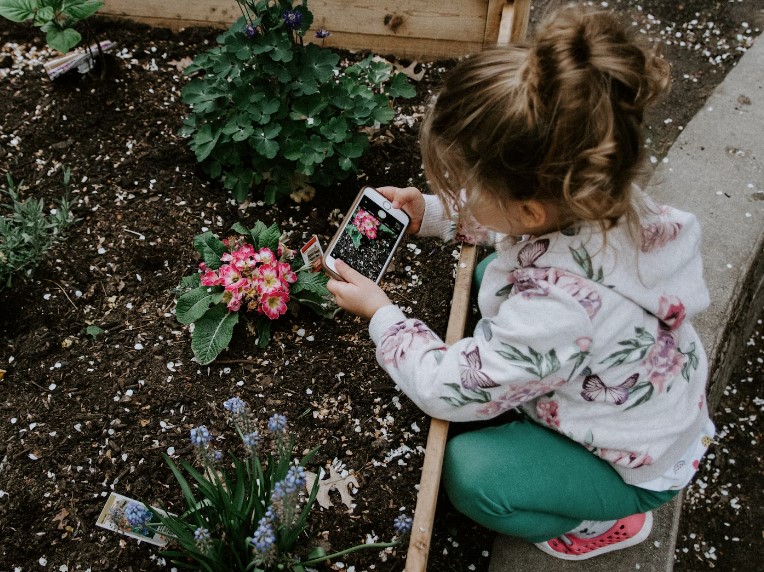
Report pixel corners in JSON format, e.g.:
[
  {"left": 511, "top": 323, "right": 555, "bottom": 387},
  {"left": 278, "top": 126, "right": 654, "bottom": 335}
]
[
  {"left": 300, "top": 235, "right": 324, "bottom": 271},
  {"left": 95, "top": 492, "right": 170, "bottom": 547}
]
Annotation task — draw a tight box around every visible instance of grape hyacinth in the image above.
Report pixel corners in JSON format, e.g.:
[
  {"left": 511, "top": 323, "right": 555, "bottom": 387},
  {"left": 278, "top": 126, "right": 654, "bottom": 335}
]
[
  {"left": 394, "top": 514, "right": 413, "bottom": 535},
  {"left": 224, "top": 396, "right": 248, "bottom": 415},
  {"left": 315, "top": 27, "right": 331, "bottom": 39},
  {"left": 190, "top": 425, "right": 212, "bottom": 447},
  {"left": 194, "top": 527, "right": 212, "bottom": 551},
  {"left": 242, "top": 431, "right": 260, "bottom": 449},
  {"left": 268, "top": 413, "right": 287, "bottom": 433},
  {"left": 250, "top": 515, "right": 277, "bottom": 561}
]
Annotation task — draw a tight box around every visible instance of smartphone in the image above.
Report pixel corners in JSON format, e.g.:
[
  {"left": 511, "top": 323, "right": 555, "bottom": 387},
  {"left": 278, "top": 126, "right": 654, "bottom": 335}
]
[{"left": 323, "top": 187, "right": 410, "bottom": 283}]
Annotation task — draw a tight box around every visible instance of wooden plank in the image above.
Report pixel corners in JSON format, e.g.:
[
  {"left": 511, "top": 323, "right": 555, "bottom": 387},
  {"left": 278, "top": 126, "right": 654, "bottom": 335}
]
[
  {"left": 405, "top": 244, "right": 478, "bottom": 572},
  {"left": 100, "top": 0, "right": 494, "bottom": 58},
  {"left": 484, "top": 0, "right": 508, "bottom": 48},
  {"left": 509, "top": 0, "right": 531, "bottom": 43}
]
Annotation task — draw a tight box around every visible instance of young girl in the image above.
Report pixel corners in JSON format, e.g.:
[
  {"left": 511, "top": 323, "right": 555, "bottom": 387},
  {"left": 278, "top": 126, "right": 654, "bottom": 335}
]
[{"left": 327, "top": 4, "right": 714, "bottom": 561}]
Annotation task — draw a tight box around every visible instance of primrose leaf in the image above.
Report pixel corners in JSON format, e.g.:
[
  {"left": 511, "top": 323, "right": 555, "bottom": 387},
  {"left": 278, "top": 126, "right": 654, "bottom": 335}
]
[
  {"left": 176, "top": 287, "right": 225, "bottom": 325},
  {"left": 191, "top": 305, "right": 239, "bottom": 365},
  {"left": 192, "top": 231, "right": 227, "bottom": 269}
]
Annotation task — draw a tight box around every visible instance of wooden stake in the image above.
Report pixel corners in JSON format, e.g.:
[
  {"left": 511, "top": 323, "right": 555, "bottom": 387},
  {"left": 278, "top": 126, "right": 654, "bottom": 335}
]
[{"left": 405, "top": 243, "right": 478, "bottom": 571}]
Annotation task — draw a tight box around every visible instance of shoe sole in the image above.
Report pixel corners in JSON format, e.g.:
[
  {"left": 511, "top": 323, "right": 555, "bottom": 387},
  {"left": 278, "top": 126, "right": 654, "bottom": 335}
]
[{"left": 534, "top": 512, "right": 654, "bottom": 561}]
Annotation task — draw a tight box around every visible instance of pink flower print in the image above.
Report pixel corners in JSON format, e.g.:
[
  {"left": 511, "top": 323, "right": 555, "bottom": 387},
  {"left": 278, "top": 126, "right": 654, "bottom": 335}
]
[
  {"left": 596, "top": 448, "right": 653, "bottom": 468},
  {"left": 692, "top": 459, "right": 699, "bottom": 470},
  {"left": 476, "top": 400, "right": 505, "bottom": 418},
  {"left": 507, "top": 268, "right": 602, "bottom": 319},
  {"left": 640, "top": 220, "right": 682, "bottom": 252},
  {"left": 459, "top": 346, "right": 499, "bottom": 389},
  {"left": 642, "top": 328, "right": 685, "bottom": 393},
  {"left": 656, "top": 294, "right": 686, "bottom": 330},
  {"left": 575, "top": 336, "right": 592, "bottom": 352},
  {"left": 259, "top": 289, "right": 289, "bottom": 319},
  {"left": 379, "top": 320, "right": 433, "bottom": 368},
  {"left": 508, "top": 267, "right": 551, "bottom": 297},
  {"left": 496, "top": 378, "right": 566, "bottom": 408},
  {"left": 698, "top": 395, "right": 704, "bottom": 410},
  {"left": 536, "top": 399, "right": 560, "bottom": 428},
  {"left": 278, "top": 261, "right": 297, "bottom": 284}
]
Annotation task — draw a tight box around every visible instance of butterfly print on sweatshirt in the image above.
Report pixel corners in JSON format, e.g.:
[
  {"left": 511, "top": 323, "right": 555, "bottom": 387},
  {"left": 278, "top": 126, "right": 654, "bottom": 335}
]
[{"left": 580, "top": 368, "right": 639, "bottom": 405}]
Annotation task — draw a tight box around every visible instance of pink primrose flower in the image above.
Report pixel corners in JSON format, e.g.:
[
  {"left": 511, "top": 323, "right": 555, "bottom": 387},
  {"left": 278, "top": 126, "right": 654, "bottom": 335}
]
[
  {"left": 259, "top": 290, "right": 289, "bottom": 319},
  {"left": 278, "top": 261, "right": 297, "bottom": 284},
  {"left": 379, "top": 320, "right": 433, "bottom": 368},
  {"left": 223, "top": 290, "right": 244, "bottom": 312},
  {"left": 200, "top": 270, "right": 222, "bottom": 287},
  {"left": 218, "top": 264, "right": 244, "bottom": 288},
  {"left": 642, "top": 328, "right": 686, "bottom": 393},
  {"left": 656, "top": 294, "right": 686, "bottom": 330},
  {"left": 257, "top": 265, "right": 283, "bottom": 295},
  {"left": 255, "top": 247, "right": 276, "bottom": 266}
]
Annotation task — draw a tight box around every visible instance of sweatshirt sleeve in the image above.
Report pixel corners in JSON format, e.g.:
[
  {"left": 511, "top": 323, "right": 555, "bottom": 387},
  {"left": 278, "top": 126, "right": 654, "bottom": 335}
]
[
  {"left": 368, "top": 284, "right": 594, "bottom": 421},
  {"left": 417, "top": 194, "right": 503, "bottom": 246}
]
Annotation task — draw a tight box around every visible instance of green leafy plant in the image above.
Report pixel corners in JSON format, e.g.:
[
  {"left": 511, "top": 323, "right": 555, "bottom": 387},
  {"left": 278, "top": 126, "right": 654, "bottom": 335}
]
[
  {"left": 0, "top": 168, "right": 76, "bottom": 290},
  {"left": 0, "top": 0, "right": 103, "bottom": 53},
  {"left": 110, "top": 398, "right": 412, "bottom": 571},
  {"left": 179, "top": 0, "right": 415, "bottom": 204},
  {"left": 175, "top": 221, "right": 335, "bottom": 364}
]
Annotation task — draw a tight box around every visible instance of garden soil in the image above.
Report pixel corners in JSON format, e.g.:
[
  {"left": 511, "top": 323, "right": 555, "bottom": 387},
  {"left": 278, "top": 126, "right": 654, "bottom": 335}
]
[{"left": 1, "top": 1, "right": 762, "bottom": 571}]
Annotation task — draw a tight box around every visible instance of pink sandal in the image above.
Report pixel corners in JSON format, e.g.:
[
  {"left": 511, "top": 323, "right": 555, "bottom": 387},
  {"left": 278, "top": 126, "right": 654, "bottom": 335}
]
[{"left": 535, "top": 511, "right": 653, "bottom": 561}]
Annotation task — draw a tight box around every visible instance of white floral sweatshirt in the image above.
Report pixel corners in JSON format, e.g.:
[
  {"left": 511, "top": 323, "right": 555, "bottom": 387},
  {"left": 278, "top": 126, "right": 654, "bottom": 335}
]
[{"left": 369, "top": 194, "right": 713, "bottom": 486}]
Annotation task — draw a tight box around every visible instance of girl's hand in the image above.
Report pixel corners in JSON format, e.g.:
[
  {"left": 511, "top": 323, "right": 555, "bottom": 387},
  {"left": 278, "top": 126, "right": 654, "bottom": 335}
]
[
  {"left": 377, "top": 186, "right": 426, "bottom": 234},
  {"left": 327, "top": 260, "right": 393, "bottom": 320}
]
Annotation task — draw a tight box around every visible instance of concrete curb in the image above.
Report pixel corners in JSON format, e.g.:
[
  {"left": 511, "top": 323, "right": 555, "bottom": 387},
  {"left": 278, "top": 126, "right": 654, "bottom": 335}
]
[{"left": 488, "top": 34, "right": 764, "bottom": 572}]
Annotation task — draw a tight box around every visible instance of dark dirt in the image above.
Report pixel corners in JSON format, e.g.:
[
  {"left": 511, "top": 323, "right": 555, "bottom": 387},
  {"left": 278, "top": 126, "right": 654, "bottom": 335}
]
[{"left": 0, "top": 1, "right": 762, "bottom": 571}]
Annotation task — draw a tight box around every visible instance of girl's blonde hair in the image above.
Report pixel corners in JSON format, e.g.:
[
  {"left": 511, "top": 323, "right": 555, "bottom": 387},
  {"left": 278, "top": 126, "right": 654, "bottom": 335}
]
[{"left": 420, "top": 4, "right": 670, "bottom": 231}]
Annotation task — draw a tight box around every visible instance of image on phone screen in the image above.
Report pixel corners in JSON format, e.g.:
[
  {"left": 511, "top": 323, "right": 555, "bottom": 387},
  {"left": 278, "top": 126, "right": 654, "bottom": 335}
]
[{"left": 330, "top": 196, "right": 407, "bottom": 281}]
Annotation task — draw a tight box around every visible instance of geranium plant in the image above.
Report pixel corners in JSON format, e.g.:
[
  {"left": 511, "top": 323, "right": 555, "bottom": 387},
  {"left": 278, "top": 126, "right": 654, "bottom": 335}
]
[
  {"left": 175, "top": 221, "right": 334, "bottom": 364},
  {"left": 179, "top": 0, "right": 415, "bottom": 203},
  {"left": 115, "top": 398, "right": 412, "bottom": 571}
]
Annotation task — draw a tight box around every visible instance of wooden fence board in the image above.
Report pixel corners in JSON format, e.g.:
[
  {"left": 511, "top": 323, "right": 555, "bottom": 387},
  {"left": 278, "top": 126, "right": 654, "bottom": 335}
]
[{"left": 100, "top": 0, "right": 506, "bottom": 59}]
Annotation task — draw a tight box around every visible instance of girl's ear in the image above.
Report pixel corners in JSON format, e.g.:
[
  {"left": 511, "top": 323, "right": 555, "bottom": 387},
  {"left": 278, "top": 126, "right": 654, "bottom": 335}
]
[{"left": 519, "top": 200, "right": 548, "bottom": 230}]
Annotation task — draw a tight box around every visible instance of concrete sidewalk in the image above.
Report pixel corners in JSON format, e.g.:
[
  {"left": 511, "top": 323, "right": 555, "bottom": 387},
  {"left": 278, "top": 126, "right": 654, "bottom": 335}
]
[{"left": 488, "top": 35, "right": 764, "bottom": 572}]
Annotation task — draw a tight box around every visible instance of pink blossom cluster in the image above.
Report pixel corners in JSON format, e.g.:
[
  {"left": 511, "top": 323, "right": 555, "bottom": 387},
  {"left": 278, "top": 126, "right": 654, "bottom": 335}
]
[
  {"left": 199, "top": 241, "right": 297, "bottom": 319},
  {"left": 352, "top": 209, "right": 380, "bottom": 240}
]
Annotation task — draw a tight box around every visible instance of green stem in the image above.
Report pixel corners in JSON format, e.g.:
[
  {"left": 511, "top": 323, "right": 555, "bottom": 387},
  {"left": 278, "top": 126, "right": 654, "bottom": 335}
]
[{"left": 300, "top": 541, "right": 400, "bottom": 566}]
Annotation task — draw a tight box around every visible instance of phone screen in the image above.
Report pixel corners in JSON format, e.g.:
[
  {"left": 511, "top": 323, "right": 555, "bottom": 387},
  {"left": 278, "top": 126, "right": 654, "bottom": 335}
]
[{"left": 329, "top": 195, "right": 407, "bottom": 281}]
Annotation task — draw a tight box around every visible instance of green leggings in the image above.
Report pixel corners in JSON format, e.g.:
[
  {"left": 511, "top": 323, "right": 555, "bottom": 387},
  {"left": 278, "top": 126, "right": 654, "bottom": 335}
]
[
  {"left": 442, "top": 420, "right": 678, "bottom": 542},
  {"left": 442, "top": 253, "right": 677, "bottom": 543}
]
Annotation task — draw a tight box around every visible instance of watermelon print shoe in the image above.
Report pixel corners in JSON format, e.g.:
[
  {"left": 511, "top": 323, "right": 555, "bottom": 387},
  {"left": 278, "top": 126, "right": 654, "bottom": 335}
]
[{"left": 535, "top": 511, "right": 653, "bottom": 560}]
